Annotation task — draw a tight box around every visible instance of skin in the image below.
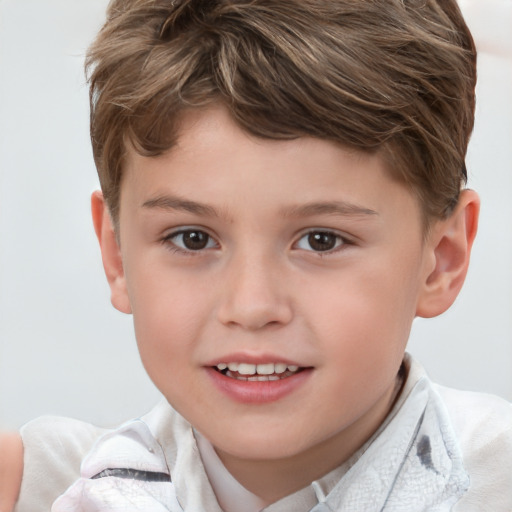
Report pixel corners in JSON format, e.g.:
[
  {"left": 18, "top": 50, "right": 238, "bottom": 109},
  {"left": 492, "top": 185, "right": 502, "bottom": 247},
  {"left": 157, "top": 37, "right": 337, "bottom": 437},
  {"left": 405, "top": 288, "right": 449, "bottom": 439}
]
[
  {"left": 93, "top": 105, "right": 479, "bottom": 504},
  {"left": 0, "top": 432, "right": 23, "bottom": 512}
]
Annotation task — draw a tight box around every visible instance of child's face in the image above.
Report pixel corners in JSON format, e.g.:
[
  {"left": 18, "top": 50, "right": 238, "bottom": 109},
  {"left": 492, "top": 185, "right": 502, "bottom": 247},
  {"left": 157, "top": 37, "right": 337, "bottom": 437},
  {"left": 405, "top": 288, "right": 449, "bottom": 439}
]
[{"left": 115, "top": 106, "right": 434, "bottom": 470}]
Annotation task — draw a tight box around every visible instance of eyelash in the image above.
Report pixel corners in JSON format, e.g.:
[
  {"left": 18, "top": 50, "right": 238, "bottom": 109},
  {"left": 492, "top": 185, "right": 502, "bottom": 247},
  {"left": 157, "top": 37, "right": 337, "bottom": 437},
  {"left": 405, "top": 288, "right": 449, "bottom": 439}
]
[
  {"left": 161, "top": 228, "right": 353, "bottom": 256},
  {"left": 294, "top": 230, "right": 352, "bottom": 255},
  {"left": 162, "top": 228, "right": 218, "bottom": 255}
]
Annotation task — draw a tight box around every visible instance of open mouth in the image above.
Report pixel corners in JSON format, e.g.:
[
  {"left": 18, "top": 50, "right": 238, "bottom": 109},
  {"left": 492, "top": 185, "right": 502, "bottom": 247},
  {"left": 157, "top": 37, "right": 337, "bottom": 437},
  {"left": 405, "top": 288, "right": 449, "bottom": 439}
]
[{"left": 213, "top": 362, "right": 306, "bottom": 381}]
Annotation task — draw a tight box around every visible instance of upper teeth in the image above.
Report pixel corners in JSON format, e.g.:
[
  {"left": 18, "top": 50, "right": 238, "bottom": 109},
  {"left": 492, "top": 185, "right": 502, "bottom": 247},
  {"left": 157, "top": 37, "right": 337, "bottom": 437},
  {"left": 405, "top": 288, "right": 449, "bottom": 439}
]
[{"left": 216, "top": 362, "right": 299, "bottom": 375}]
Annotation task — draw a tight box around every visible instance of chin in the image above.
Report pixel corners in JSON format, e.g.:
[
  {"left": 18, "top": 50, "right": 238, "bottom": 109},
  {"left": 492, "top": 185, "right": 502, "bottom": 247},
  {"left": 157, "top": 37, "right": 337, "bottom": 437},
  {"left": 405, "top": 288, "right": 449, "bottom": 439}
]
[{"left": 208, "top": 424, "right": 318, "bottom": 462}]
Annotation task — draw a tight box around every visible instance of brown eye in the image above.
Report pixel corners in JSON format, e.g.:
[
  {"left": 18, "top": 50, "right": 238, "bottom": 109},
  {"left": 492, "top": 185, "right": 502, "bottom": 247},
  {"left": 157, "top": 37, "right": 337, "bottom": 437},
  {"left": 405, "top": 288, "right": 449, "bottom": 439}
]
[
  {"left": 169, "top": 229, "right": 215, "bottom": 251},
  {"left": 296, "top": 231, "right": 345, "bottom": 252},
  {"left": 308, "top": 232, "right": 337, "bottom": 251}
]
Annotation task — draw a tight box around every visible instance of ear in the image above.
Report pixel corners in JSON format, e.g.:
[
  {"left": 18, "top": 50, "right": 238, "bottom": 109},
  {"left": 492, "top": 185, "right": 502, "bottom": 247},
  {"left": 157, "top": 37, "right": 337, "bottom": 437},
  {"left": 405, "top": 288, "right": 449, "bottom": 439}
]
[
  {"left": 416, "top": 189, "right": 480, "bottom": 318},
  {"left": 91, "top": 190, "right": 132, "bottom": 314}
]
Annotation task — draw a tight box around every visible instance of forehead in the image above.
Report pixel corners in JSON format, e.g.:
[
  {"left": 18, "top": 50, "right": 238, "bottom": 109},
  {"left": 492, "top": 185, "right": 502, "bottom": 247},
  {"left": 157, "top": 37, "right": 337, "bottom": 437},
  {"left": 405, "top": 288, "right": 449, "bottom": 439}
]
[{"left": 120, "top": 106, "right": 422, "bottom": 227}]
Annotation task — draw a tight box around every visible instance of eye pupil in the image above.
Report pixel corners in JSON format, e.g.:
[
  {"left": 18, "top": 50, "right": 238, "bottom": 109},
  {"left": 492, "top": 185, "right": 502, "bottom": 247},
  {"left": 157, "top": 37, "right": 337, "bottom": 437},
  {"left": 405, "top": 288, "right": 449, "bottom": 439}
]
[
  {"left": 308, "top": 232, "right": 337, "bottom": 251},
  {"left": 183, "top": 231, "right": 209, "bottom": 250}
]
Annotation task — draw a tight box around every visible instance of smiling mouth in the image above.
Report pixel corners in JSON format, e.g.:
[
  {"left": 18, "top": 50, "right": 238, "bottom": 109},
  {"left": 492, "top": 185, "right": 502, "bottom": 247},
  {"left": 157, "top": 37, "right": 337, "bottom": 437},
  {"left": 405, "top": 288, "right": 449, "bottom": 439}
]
[{"left": 213, "top": 362, "right": 305, "bottom": 381}]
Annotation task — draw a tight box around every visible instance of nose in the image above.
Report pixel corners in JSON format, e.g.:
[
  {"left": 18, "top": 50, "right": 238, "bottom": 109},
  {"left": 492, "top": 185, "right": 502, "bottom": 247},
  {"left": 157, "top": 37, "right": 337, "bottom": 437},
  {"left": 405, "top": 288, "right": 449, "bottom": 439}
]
[{"left": 216, "top": 251, "right": 293, "bottom": 331}]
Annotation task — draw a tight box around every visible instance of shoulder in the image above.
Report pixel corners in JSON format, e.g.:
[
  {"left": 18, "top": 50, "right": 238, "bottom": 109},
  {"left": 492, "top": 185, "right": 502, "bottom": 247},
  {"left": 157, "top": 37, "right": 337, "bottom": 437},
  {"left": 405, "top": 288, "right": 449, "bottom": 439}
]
[
  {"left": 14, "top": 415, "right": 107, "bottom": 512},
  {"left": 435, "top": 385, "right": 512, "bottom": 449},
  {"left": 434, "top": 385, "right": 512, "bottom": 511},
  {"left": 0, "top": 432, "right": 23, "bottom": 512}
]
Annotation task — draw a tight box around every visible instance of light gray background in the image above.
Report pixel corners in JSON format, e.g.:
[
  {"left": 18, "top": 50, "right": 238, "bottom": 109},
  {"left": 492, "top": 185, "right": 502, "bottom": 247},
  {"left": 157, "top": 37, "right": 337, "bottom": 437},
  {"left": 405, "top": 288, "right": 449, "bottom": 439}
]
[{"left": 1, "top": 0, "right": 511, "bottom": 429}]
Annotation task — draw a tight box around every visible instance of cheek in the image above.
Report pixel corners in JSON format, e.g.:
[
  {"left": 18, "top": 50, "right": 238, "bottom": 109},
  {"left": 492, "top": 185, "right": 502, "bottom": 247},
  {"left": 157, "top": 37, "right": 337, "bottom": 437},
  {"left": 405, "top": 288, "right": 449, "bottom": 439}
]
[
  {"left": 127, "top": 269, "right": 213, "bottom": 375},
  {"left": 307, "top": 257, "right": 420, "bottom": 369}
]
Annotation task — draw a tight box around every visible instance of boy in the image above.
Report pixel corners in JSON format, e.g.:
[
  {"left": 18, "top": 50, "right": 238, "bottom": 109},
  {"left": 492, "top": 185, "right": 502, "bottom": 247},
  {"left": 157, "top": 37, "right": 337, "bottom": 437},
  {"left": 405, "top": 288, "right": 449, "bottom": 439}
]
[{"left": 3, "top": 0, "right": 512, "bottom": 510}]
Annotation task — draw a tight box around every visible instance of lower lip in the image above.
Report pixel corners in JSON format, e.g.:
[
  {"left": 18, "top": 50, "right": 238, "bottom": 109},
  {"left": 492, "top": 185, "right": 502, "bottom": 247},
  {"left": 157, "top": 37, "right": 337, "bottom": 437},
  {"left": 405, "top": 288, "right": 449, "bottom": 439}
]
[{"left": 205, "top": 367, "right": 313, "bottom": 404}]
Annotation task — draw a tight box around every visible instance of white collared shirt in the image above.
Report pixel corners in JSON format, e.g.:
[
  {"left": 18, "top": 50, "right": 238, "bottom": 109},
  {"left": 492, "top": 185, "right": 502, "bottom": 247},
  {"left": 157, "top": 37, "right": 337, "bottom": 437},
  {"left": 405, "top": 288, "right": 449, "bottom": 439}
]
[{"left": 16, "top": 355, "right": 512, "bottom": 512}]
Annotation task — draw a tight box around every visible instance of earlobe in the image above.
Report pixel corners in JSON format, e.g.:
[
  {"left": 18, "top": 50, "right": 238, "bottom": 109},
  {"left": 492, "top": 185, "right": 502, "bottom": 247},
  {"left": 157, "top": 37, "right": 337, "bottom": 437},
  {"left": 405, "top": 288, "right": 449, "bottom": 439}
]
[
  {"left": 416, "top": 189, "right": 480, "bottom": 318},
  {"left": 91, "top": 191, "right": 132, "bottom": 314}
]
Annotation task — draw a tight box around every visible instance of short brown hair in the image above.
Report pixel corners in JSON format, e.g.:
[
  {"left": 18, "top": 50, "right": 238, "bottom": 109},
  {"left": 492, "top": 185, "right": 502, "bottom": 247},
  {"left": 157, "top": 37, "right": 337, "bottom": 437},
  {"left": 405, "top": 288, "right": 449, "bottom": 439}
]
[{"left": 86, "top": 0, "right": 477, "bottom": 225}]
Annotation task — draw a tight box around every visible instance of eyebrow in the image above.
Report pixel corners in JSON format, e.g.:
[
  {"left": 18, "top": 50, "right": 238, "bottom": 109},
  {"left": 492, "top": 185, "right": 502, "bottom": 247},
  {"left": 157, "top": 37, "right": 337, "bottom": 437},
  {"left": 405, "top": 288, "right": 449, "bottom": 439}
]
[
  {"left": 282, "top": 201, "right": 378, "bottom": 218},
  {"left": 141, "top": 196, "right": 378, "bottom": 219},
  {"left": 142, "top": 196, "right": 219, "bottom": 217}
]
